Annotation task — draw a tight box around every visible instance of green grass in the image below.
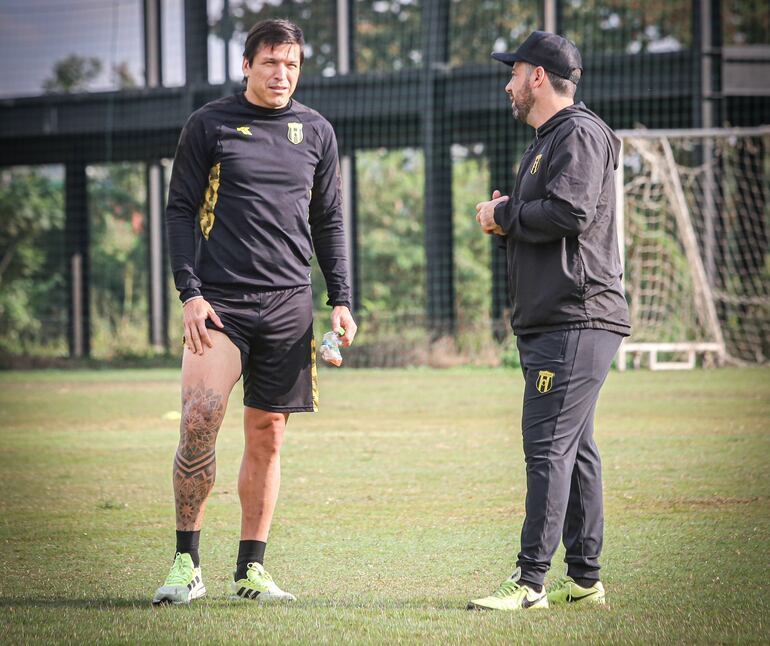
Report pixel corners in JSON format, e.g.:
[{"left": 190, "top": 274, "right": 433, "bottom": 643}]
[{"left": 1, "top": 367, "right": 768, "bottom": 644}]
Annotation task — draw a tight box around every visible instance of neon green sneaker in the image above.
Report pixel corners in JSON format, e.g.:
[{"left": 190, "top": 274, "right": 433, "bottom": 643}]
[
  {"left": 230, "top": 562, "right": 296, "bottom": 602},
  {"left": 546, "top": 575, "right": 606, "bottom": 605},
  {"left": 467, "top": 568, "right": 548, "bottom": 611},
  {"left": 151, "top": 552, "right": 206, "bottom": 606}
]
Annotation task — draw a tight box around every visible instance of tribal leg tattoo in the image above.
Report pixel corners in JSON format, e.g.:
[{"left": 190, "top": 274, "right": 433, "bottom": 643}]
[{"left": 173, "top": 384, "right": 226, "bottom": 530}]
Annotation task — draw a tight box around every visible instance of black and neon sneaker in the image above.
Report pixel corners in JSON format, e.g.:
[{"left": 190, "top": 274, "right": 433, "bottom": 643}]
[
  {"left": 230, "top": 562, "right": 296, "bottom": 602},
  {"left": 546, "top": 575, "right": 606, "bottom": 605},
  {"left": 152, "top": 552, "right": 206, "bottom": 606},
  {"left": 467, "top": 568, "right": 548, "bottom": 611}
]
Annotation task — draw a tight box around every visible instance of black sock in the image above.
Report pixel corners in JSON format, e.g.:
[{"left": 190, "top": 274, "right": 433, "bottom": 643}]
[
  {"left": 572, "top": 576, "right": 598, "bottom": 588},
  {"left": 520, "top": 578, "right": 544, "bottom": 593},
  {"left": 235, "top": 540, "right": 266, "bottom": 581},
  {"left": 175, "top": 530, "right": 201, "bottom": 567}
]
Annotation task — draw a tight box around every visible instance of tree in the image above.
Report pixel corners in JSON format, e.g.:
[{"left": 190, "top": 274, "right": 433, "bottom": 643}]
[
  {"left": 113, "top": 62, "right": 138, "bottom": 89},
  {"left": 42, "top": 55, "right": 102, "bottom": 93},
  {"left": 42, "top": 54, "right": 137, "bottom": 93},
  {"left": 87, "top": 162, "right": 150, "bottom": 357},
  {"left": 723, "top": 0, "right": 770, "bottom": 45},
  {"left": 0, "top": 168, "right": 65, "bottom": 353},
  {"left": 216, "top": 0, "right": 337, "bottom": 77}
]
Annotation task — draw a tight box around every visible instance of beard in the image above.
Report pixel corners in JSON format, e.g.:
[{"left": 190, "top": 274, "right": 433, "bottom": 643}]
[{"left": 511, "top": 84, "right": 534, "bottom": 124}]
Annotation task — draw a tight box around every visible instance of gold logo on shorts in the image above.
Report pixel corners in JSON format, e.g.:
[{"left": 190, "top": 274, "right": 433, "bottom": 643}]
[
  {"left": 287, "top": 122, "right": 304, "bottom": 144},
  {"left": 536, "top": 370, "right": 555, "bottom": 393},
  {"left": 530, "top": 153, "right": 543, "bottom": 175}
]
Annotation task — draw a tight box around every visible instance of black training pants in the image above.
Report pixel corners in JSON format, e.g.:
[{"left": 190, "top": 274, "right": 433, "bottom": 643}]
[{"left": 515, "top": 328, "right": 623, "bottom": 586}]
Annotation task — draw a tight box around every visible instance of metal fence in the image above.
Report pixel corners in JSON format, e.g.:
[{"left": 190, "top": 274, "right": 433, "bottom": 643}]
[{"left": 0, "top": 0, "right": 768, "bottom": 365}]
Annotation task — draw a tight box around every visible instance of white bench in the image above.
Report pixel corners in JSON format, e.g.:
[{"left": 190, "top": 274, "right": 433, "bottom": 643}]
[{"left": 617, "top": 342, "right": 725, "bottom": 371}]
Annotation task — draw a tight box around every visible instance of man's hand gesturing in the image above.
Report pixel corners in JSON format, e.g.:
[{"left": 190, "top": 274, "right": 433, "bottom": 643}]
[{"left": 476, "top": 189, "right": 509, "bottom": 236}]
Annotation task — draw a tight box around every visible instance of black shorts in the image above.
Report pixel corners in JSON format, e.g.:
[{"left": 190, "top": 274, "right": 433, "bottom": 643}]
[{"left": 202, "top": 285, "right": 317, "bottom": 413}]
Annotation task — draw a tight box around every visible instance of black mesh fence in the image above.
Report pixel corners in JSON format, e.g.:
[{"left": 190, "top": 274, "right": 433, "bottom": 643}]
[{"left": 0, "top": 0, "right": 767, "bottom": 366}]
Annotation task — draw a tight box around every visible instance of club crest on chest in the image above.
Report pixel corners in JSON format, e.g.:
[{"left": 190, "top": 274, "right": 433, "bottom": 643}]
[{"left": 287, "top": 122, "right": 304, "bottom": 144}]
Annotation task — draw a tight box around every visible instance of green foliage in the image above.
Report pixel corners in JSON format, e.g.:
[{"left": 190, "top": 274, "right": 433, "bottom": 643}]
[
  {"left": 314, "top": 148, "right": 496, "bottom": 327},
  {"left": 561, "top": 0, "right": 692, "bottom": 53},
  {"left": 42, "top": 55, "right": 102, "bottom": 93},
  {"left": 357, "top": 148, "right": 426, "bottom": 316},
  {"left": 311, "top": 147, "right": 504, "bottom": 366},
  {"left": 41, "top": 53, "right": 137, "bottom": 94},
  {"left": 453, "top": 151, "right": 491, "bottom": 328},
  {"left": 500, "top": 335, "right": 521, "bottom": 368},
  {"left": 224, "top": 0, "right": 422, "bottom": 75},
  {"left": 0, "top": 167, "right": 66, "bottom": 353},
  {"left": 450, "top": 0, "right": 540, "bottom": 66},
  {"left": 87, "top": 163, "right": 150, "bottom": 359},
  {"left": 221, "top": 1, "right": 338, "bottom": 77},
  {"left": 355, "top": 0, "right": 422, "bottom": 73},
  {"left": 0, "top": 163, "right": 155, "bottom": 359},
  {"left": 723, "top": 0, "right": 770, "bottom": 45},
  {"left": 214, "top": 0, "right": 703, "bottom": 76}
]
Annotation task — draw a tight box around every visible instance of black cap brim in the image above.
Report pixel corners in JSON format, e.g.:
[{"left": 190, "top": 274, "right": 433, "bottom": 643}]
[{"left": 491, "top": 52, "right": 521, "bottom": 66}]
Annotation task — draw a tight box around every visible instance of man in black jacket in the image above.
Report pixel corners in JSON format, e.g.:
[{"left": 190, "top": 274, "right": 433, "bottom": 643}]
[
  {"left": 152, "top": 19, "right": 357, "bottom": 606},
  {"left": 469, "top": 31, "right": 630, "bottom": 611}
]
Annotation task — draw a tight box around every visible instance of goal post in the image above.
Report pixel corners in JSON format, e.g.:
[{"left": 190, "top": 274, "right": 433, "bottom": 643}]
[{"left": 615, "top": 126, "right": 770, "bottom": 370}]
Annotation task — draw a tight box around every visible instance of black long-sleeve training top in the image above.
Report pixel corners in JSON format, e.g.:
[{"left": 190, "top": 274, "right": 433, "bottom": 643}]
[
  {"left": 494, "top": 102, "right": 630, "bottom": 337},
  {"left": 166, "top": 92, "right": 350, "bottom": 307}
]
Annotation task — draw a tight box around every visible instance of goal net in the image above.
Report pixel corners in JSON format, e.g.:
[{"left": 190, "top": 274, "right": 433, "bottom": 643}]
[{"left": 617, "top": 126, "right": 770, "bottom": 370}]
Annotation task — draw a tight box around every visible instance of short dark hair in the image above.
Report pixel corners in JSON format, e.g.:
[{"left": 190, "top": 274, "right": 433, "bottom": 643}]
[
  {"left": 243, "top": 19, "right": 305, "bottom": 66},
  {"left": 520, "top": 61, "right": 580, "bottom": 98},
  {"left": 545, "top": 68, "right": 580, "bottom": 98}
]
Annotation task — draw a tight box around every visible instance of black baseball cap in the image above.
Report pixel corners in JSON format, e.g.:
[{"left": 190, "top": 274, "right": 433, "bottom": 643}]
[{"left": 491, "top": 31, "right": 582, "bottom": 81}]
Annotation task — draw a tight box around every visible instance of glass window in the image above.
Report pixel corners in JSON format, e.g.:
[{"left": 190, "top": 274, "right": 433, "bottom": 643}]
[{"left": 0, "top": 0, "right": 144, "bottom": 99}]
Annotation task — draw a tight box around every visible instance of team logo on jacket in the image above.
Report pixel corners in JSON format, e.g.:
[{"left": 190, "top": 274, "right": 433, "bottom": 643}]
[
  {"left": 287, "top": 122, "right": 304, "bottom": 144},
  {"left": 536, "top": 370, "right": 555, "bottom": 394},
  {"left": 530, "top": 153, "right": 543, "bottom": 175},
  {"left": 236, "top": 126, "right": 252, "bottom": 136}
]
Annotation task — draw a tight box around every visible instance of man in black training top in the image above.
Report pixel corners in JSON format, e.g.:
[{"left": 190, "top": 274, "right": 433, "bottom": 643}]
[
  {"left": 469, "top": 31, "right": 630, "bottom": 611},
  {"left": 152, "top": 19, "right": 357, "bottom": 605}
]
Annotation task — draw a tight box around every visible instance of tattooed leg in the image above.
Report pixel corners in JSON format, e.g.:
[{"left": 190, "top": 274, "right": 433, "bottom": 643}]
[
  {"left": 173, "top": 329, "right": 242, "bottom": 531},
  {"left": 174, "top": 384, "right": 225, "bottom": 530}
]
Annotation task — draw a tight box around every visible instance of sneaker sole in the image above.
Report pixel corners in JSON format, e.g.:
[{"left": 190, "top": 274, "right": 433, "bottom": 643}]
[
  {"left": 228, "top": 592, "right": 296, "bottom": 603},
  {"left": 466, "top": 599, "right": 548, "bottom": 611},
  {"left": 152, "top": 585, "right": 206, "bottom": 606}
]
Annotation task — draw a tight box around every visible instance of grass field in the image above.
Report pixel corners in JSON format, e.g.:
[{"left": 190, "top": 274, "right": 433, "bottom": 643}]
[{"left": 1, "top": 366, "right": 768, "bottom": 644}]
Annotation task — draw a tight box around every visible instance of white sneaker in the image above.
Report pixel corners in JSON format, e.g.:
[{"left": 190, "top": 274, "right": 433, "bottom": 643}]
[
  {"left": 151, "top": 552, "right": 206, "bottom": 606},
  {"left": 230, "top": 562, "right": 296, "bottom": 602}
]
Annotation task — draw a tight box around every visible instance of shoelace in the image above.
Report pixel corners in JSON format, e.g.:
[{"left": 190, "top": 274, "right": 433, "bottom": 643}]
[
  {"left": 546, "top": 576, "right": 571, "bottom": 593},
  {"left": 492, "top": 578, "right": 523, "bottom": 598},
  {"left": 166, "top": 553, "right": 193, "bottom": 585},
  {"left": 247, "top": 562, "right": 274, "bottom": 583}
]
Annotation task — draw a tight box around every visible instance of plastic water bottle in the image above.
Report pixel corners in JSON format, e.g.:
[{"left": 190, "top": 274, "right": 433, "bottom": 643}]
[{"left": 320, "top": 330, "right": 343, "bottom": 366}]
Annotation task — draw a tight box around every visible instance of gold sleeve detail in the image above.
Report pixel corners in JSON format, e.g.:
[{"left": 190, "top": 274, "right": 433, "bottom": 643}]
[
  {"left": 311, "top": 336, "right": 319, "bottom": 412},
  {"left": 198, "top": 162, "right": 221, "bottom": 240}
]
